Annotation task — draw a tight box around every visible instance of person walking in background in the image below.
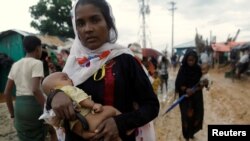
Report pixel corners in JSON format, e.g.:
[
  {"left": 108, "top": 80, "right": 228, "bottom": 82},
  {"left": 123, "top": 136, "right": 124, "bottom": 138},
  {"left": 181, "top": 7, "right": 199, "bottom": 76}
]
[
  {"left": 171, "top": 53, "right": 178, "bottom": 71},
  {"left": 48, "top": 0, "right": 159, "bottom": 140},
  {"left": 128, "top": 42, "right": 153, "bottom": 83},
  {"left": 150, "top": 56, "right": 158, "bottom": 70},
  {"left": 236, "top": 49, "right": 249, "bottom": 79},
  {"left": 152, "top": 71, "right": 161, "bottom": 95},
  {"left": 175, "top": 50, "right": 207, "bottom": 141},
  {"left": 128, "top": 42, "right": 143, "bottom": 61},
  {"left": 159, "top": 56, "right": 169, "bottom": 94},
  {"left": 199, "top": 48, "right": 209, "bottom": 64},
  {"left": 229, "top": 49, "right": 238, "bottom": 80},
  {"left": 142, "top": 56, "right": 156, "bottom": 77},
  {"left": 4, "top": 36, "right": 48, "bottom": 141}
]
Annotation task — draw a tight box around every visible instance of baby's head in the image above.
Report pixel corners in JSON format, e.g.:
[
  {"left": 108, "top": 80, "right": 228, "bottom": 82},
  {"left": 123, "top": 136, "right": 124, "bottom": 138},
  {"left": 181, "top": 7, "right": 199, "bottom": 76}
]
[
  {"left": 42, "top": 72, "right": 73, "bottom": 95},
  {"left": 201, "top": 63, "right": 209, "bottom": 75}
]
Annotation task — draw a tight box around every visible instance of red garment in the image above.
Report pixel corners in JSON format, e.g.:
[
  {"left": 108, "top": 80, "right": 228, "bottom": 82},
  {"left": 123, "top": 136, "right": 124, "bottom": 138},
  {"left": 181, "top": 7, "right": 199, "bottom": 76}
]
[{"left": 103, "top": 60, "right": 115, "bottom": 105}]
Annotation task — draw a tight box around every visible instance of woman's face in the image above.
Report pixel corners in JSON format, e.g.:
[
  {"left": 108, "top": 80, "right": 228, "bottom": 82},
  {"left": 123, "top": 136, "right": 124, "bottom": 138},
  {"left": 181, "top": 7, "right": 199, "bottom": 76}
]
[
  {"left": 187, "top": 55, "right": 196, "bottom": 67},
  {"left": 75, "top": 4, "right": 109, "bottom": 50}
]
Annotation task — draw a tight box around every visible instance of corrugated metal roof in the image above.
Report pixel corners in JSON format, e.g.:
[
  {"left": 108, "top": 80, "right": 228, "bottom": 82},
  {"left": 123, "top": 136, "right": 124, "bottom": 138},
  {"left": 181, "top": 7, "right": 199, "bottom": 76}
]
[
  {"left": 0, "top": 29, "right": 33, "bottom": 39},
  {"left": 0, "top": 29, "right": 68, "bottom": 49},
  {"left": 174, "top": 40, "right": 196, "bottom": 49}
]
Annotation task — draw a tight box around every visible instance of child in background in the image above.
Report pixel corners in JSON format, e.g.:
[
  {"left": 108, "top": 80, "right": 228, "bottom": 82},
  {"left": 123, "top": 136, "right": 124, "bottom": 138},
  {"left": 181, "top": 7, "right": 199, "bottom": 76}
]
[
  {"left": 40, "top": 72, "right": 123, "bottom": 140},
  {"left": 152, "top": 71, "right": 161, "bottom": 95},
  {"left": 200, "top": 63, "right": 212, "bottom": 90}
]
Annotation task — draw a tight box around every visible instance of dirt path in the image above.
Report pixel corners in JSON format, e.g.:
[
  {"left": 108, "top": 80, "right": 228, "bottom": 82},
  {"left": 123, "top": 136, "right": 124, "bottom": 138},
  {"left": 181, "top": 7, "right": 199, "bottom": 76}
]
[{"left": 1, "top": 68, "right": 250, "bottom": 141}]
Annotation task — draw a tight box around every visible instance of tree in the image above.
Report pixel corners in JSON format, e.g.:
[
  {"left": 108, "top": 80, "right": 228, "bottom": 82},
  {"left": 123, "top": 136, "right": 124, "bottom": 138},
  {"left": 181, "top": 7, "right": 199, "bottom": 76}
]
[{"left": 30, "top": 0, "right": 74, "bottom": 38}]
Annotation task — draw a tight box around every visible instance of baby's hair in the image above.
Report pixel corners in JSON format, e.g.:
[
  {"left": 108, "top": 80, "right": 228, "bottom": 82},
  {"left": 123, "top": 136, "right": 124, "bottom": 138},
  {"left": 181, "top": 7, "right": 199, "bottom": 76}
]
[{"left": 41, "top": 74, "right": 56, "bottom": 95}]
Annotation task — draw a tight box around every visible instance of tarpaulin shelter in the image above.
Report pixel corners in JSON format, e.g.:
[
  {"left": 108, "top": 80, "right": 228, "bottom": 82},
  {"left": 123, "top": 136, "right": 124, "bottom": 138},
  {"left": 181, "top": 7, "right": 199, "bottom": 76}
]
[
  {"left": 211, "top": 43, "right": 230, "bottom": 52},
  {"left": 232, "top": 42, "right": 250, "bottom": 51},
  {"left": 211, "top": 41, "right": 245, "bottom": 52},
  {"left": 240, "top": 42, "right": 250, "bottom": 50},
  {"left": 173, "top": 40, "right": 196, "bottom": 55}
]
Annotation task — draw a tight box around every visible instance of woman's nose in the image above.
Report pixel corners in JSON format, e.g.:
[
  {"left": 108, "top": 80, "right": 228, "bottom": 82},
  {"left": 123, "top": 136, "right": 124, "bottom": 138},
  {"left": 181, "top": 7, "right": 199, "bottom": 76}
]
[{"left": 84, "top": 23, "right": 93, "bottom": 32}]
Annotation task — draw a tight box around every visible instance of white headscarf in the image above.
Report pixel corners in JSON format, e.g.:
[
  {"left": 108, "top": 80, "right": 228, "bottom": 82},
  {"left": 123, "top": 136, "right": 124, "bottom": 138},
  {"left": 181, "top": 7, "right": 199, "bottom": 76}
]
[
  {"left": 63, "top": 0, "right": 133, "bottom": 86},
  {"left": 129, "top": 42, "right": 143, "bottom": 60}
]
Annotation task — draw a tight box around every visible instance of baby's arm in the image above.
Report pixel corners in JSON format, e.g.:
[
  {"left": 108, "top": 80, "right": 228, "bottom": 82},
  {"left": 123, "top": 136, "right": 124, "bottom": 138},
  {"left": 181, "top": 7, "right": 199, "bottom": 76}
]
[
  {"left": 79, "top": 99, "right": 103, "bottom": 113},
  {"left": 61, "top": 86, "right": 103, "bottom": 113}
]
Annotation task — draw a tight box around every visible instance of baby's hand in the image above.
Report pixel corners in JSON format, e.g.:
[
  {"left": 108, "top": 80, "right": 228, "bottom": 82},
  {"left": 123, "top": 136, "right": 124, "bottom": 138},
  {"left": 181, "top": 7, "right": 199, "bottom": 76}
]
[{"left": 92, "top": 103, "right": 103, "bottom": 113}]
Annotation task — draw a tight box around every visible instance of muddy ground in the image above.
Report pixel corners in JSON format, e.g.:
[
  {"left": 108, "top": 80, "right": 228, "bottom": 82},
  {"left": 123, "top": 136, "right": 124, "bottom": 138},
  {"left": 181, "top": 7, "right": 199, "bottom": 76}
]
[{"left": 155, "top": 67, "right": 250, "bottom": 141}]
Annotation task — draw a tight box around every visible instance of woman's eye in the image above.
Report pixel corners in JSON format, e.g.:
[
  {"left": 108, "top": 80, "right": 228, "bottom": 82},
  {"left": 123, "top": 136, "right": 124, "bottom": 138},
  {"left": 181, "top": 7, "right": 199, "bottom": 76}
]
[
  {"left": 76, "top": 21, "right": 85, "bottom": 27},
  {"left": 92, "top": 19, "right": 99, "bottom": 24},
  {"left": 91, "top": 16, "right": 100, "bottom": 24}
]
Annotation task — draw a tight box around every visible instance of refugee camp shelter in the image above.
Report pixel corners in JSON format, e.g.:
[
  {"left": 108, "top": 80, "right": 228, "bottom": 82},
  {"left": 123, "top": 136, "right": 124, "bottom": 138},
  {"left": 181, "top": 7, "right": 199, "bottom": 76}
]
[
  {"left": 211, "top": 41, "right": 245, "bottom": 64},
  {"left": 211, "top": 41, "right": 244, "bottom": 52},
  {"left": 0, "top": 29, "right": 31, "bottom": 61},
  {"left": 173, "top": 40, "right": 196, "bottom": 55}
]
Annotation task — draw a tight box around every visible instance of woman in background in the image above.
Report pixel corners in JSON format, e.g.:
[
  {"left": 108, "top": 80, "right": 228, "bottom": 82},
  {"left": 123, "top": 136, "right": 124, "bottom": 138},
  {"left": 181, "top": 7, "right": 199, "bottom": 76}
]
[{"left": 175, "top": 50, "right": 206, "bottom": 141}]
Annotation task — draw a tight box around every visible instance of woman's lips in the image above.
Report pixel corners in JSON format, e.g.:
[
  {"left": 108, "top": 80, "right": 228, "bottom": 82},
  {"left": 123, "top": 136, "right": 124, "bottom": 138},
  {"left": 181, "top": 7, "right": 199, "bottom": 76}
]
[{"left": 86, "top": 37, "right": 97, "bottom": 43}]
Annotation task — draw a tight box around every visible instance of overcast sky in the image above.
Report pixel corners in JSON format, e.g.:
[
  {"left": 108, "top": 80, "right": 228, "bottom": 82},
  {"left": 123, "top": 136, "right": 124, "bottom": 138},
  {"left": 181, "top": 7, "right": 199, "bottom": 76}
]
[{"left": 1, "top": 0, "right": 250, "bottom": 52}]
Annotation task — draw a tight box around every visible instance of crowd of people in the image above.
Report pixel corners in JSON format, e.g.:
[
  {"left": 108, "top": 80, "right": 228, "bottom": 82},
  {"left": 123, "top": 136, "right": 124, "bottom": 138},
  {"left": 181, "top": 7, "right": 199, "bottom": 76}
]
[{"left": 41, "top": 47, "right": 70, "bottom": 77}]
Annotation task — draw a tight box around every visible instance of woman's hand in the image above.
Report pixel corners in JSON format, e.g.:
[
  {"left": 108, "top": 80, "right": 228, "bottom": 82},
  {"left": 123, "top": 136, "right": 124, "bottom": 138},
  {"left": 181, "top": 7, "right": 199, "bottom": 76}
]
[
  {"left": 51, "top": 92, "right": 76, "bottom": 120},
  {"left": 90, "top": 117, "right": 120, "bottom": 141},
  {"left": 186, "top": 88, "right": 194, "bottom": 97}
]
